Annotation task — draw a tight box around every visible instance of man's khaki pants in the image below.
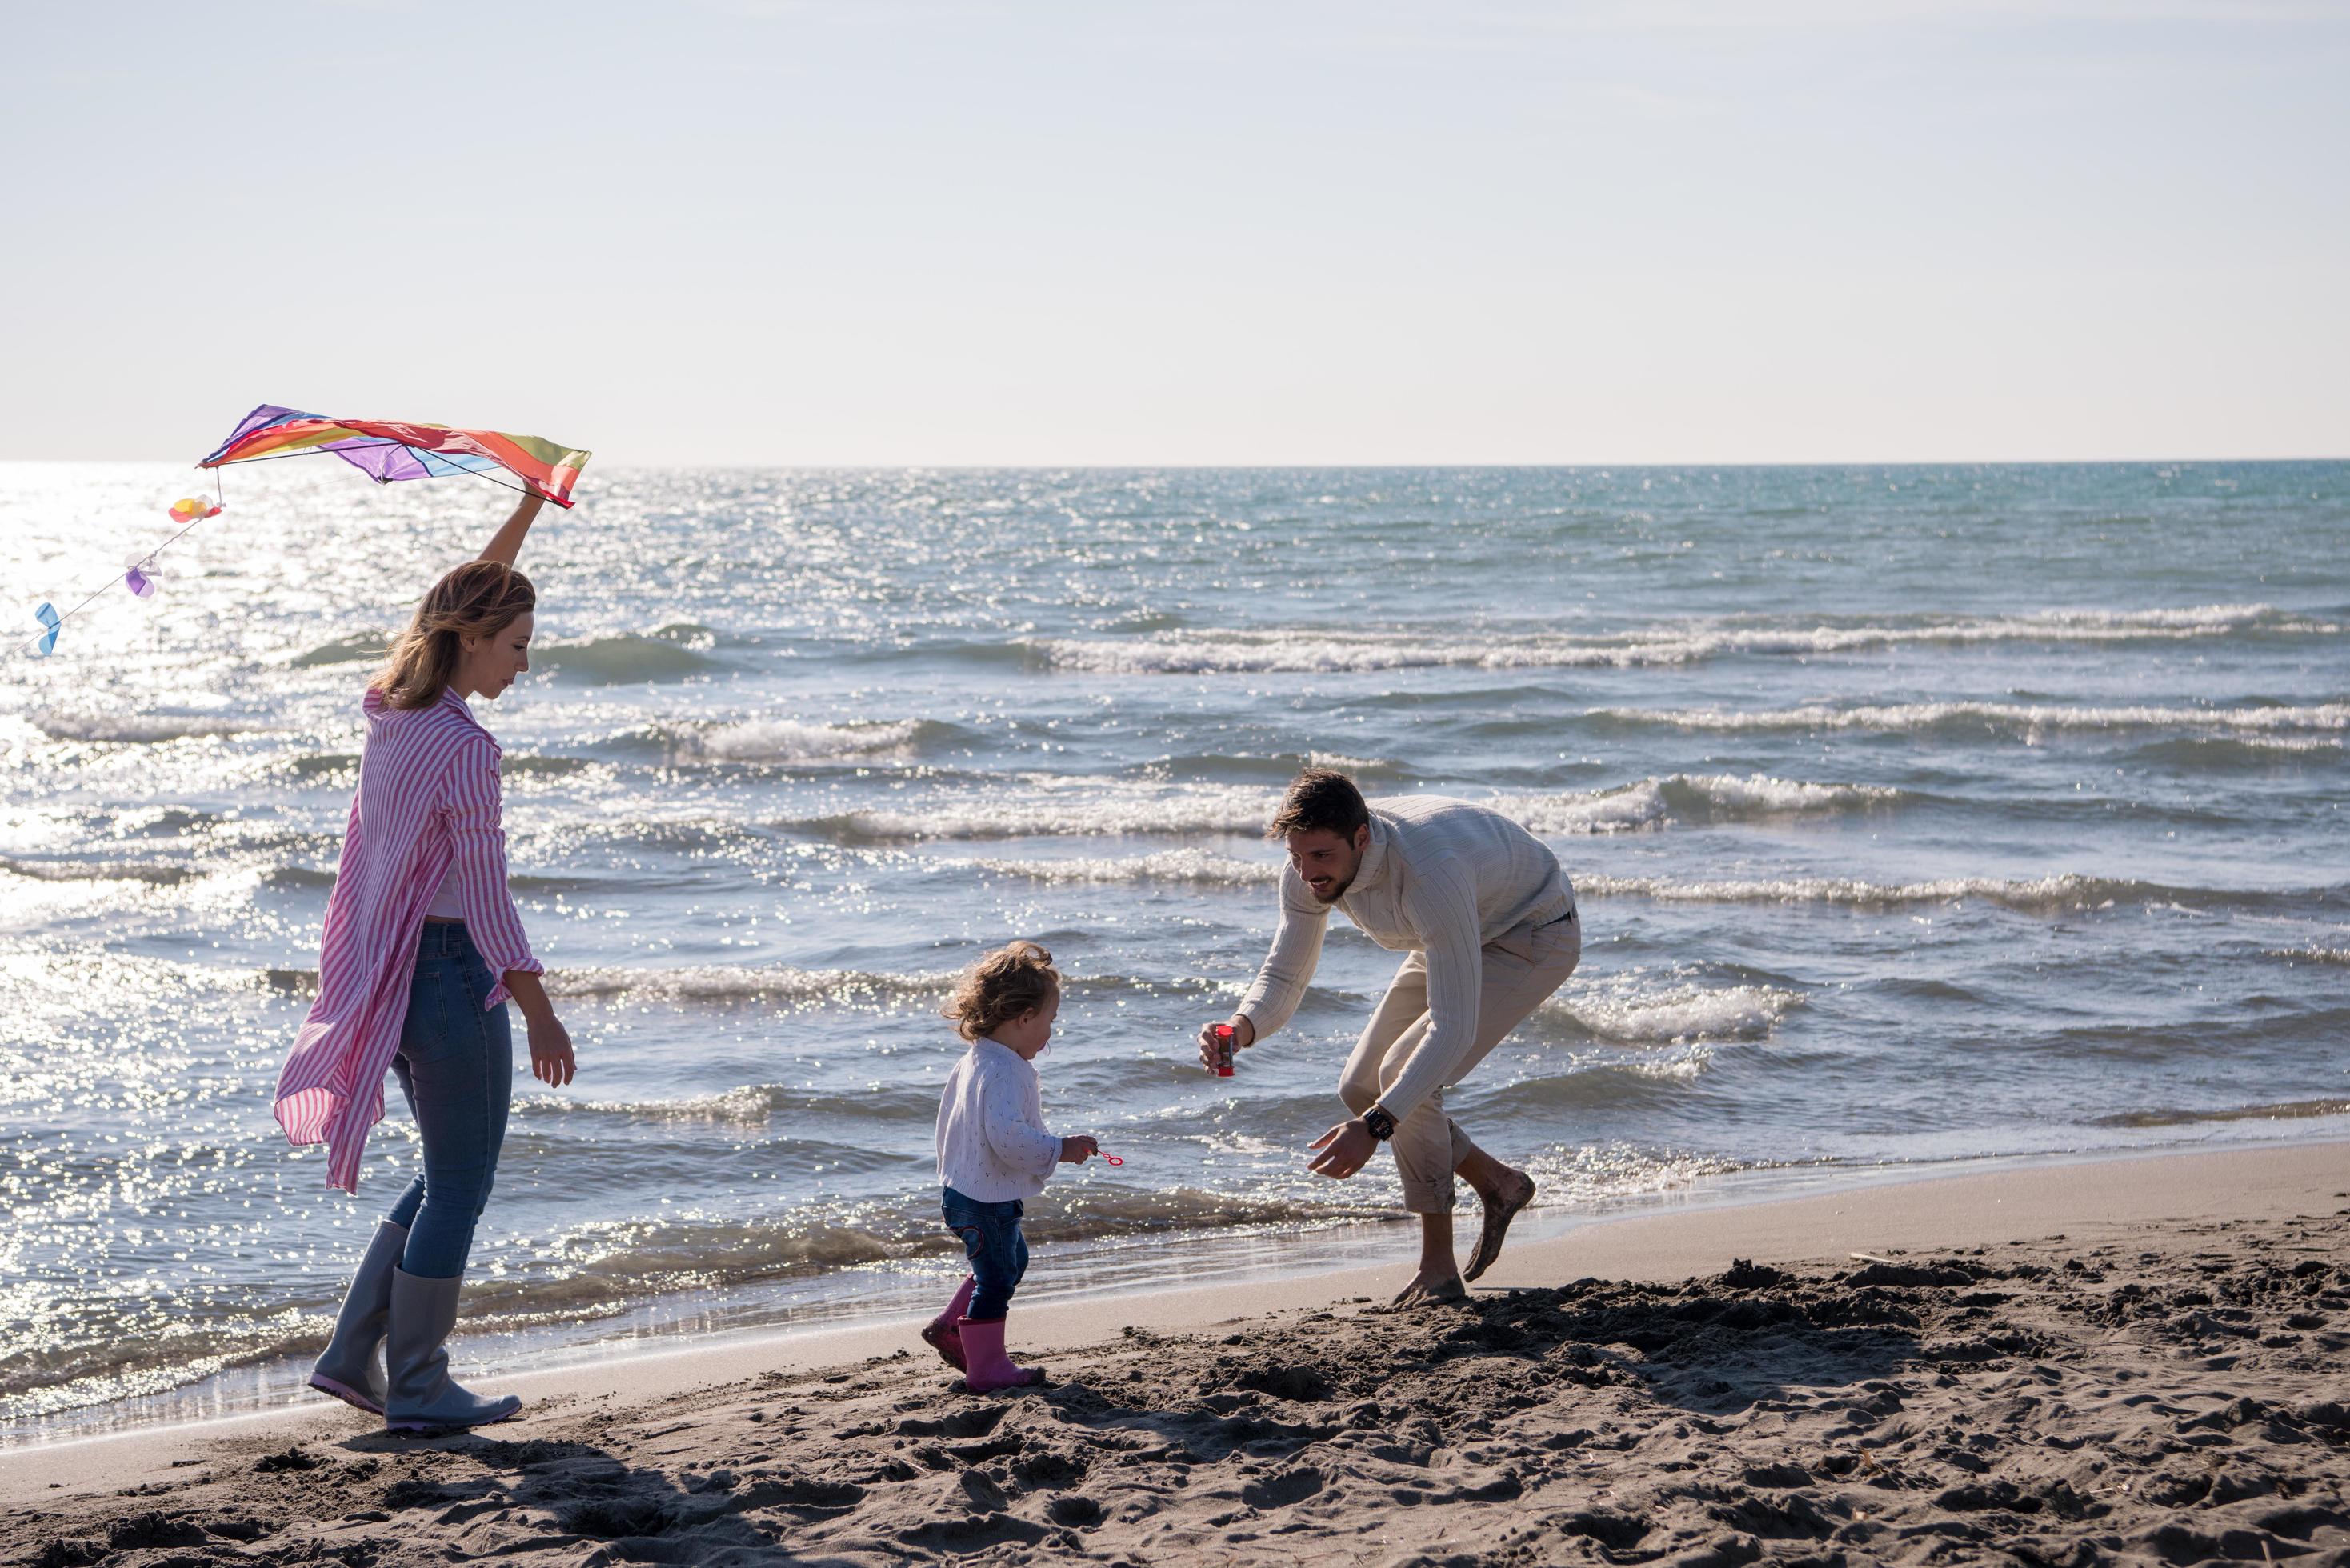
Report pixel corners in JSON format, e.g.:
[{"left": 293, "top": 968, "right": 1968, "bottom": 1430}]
[{"left": 1337, "top": 911, "right": 1581, "bottom": 1214}]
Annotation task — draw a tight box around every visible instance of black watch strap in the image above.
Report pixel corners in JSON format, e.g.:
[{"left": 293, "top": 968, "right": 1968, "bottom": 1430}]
[{"left": 1363, "top": 1106, "right": 1398, "bottom": 1142}]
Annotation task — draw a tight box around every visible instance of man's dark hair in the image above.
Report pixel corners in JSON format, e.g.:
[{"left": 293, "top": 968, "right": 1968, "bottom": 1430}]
[{"left": 1267, "top": 767, "right": 1370, "bottom": 841}]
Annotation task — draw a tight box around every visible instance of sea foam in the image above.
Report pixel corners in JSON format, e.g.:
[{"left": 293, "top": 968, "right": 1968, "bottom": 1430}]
[
  {"left": 787, "top": 772, "right": 1895, "bottom": 844},
  {"left": 1594, "top": 700, "right": 2350, "bottom": 734},
  {"left": 1032, "top": 603, "right": 2331, "bottom": 674},
  {"left": 672, "top": 718, "right": 936, "bottom": 763},
  {"left": 1549, "top": 981, "right": 1807, "bottom": 1044}
]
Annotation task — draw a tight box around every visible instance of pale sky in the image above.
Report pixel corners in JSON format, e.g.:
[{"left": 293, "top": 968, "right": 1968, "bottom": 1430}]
[{"left": 5, "top": 2, "right": 2345, "bottom": 465}]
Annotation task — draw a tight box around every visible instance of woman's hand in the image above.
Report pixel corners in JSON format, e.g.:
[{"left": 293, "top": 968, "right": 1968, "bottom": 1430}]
[
  {"left": 1195, "top": 1014, "right": 1255, "bottom": 1071},
  {"left": 1059, "top": 1134, "right": 1099, "bottom": 1164},
  {"left": 528, "top": 1013, "right": 576, "bottom": 1087},
  {"left": 504, "top": 970, "right": 575, "bottom": 1086}
]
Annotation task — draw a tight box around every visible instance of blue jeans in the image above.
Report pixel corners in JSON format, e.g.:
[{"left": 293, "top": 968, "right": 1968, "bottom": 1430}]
[
  {"left": 942, "top": 1188, "right": 1028, "bottom": 1322},
  {"left": 385, "top": 922, "right": 513, "bottom": 1279}
]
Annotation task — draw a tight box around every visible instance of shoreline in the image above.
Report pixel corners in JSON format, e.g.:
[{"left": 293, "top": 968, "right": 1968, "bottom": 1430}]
[
  {"left": 6, "top": 1136, "right": 2341, "bottom": 1506},
  {"left": 10, "top": 1128, "right": 2344, "bottom": 1451}
]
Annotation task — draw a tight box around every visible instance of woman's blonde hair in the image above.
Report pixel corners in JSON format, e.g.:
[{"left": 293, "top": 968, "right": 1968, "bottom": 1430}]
[
  {"left": 943, "top": 940, "right": 1060, "bottom": 1042},
  {"left": 371, "top": 561, "right": 537, "bottom": 710}
]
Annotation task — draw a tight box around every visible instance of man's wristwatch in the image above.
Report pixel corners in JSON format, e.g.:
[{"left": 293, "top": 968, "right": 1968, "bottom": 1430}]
[{"left": 1362, "top": 1106, "right": 1398, "bottom": 1142}]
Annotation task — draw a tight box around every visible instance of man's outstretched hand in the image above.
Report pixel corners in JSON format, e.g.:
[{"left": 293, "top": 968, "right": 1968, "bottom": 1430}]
[
  {"left": 1195, "top": 1015, "right": 1255, "bottom": 1072},
  {"left": 1307, "top": 1118, "right": 1375, "bottom": 1180}
]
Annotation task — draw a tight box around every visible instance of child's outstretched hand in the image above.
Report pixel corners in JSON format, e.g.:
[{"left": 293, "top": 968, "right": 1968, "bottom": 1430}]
[{"left": 1059, "top": 1135, "right": 1099, "bottom": 1164}]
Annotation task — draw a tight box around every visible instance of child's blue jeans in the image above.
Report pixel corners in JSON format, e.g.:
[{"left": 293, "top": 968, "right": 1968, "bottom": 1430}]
[{"left": 942, "top": 1187, "right": 1028, "bottom": 1322}]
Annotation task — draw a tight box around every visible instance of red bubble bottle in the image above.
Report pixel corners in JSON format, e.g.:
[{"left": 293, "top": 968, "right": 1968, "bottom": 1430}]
[{"left": 1211, "top": 1023, "right": 1236, "bottom": 1077}]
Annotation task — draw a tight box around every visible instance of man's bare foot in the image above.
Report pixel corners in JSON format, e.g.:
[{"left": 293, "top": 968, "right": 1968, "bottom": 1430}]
[
  {"left": 1391, "top": 1270, "right": 1469, "bottom": 1306},
  {"left": 1463, "top": 1169, "right": 1536, "bottom": 1284}
]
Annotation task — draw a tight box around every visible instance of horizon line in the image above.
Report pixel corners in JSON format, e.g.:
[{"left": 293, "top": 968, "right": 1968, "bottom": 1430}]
[{"left": 2, "top": 454, "right": 2346, "bottom": 471}]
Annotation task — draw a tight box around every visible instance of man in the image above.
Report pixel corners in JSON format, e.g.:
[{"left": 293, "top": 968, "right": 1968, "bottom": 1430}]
[{"left": 1199, "top": 769, "right": 1581, "bottom": 1303}]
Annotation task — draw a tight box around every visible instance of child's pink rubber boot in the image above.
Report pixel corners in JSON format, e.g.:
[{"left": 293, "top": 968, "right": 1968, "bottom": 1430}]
[
  {"left": 957, "top": 1318, "right": 1045, "bottom": 1394},
  {"left": 922, "top": 1277, "right": 975, "bottom": 1370}
]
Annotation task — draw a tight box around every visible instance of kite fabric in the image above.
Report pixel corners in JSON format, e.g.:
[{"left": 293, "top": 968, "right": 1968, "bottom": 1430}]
[{"left": 201, "top": 406, "right": 592, "bottom": 508}]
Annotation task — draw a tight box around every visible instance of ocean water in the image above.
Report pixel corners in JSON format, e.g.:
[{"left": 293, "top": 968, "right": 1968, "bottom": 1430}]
[{"left": 2, "top": 461, "right": 2345, "bottom": 1441}]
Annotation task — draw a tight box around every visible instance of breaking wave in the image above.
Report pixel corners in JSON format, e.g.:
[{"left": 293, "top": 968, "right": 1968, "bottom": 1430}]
[
  {"left": 1547, "top": 982, "right": 1806, "bottom": 1044},
  {"left": 958, "top": 848, "right": 1276, "bottom": 885},
  {"left": 1499, "top": 774, "right": 1903, "bottom": 834},
  {"left": 661, "top": 717, "right": 951, "bottom": 764},
  {"left": 0, "top": 857, "right": 198, "bottom": 886},
  {"left": 2087, "top": 1098, "right": 2350, "bottom": 1129},
  {"left": 32, "top": 713, "right": 264, "bottom": 744},
  {"left": 1030, "top": 603, "right": 2332, "bottom": 674},
  {"left": 1522, "top": 1142, "right": 1755, "bottom": 1202},
  {"left": 550, "top": 963, "right": 955, "bottom": 1005},
  {"left": 783, "top": 782, "right": 1272, "bottom": 842},
  {"left": 0, "top": 1187, "right": 1386, "bottom": 1419},
  {"left": 2264, "top": 946, "right": 2350, "bottom": 966},
  {"left": 537, "top": 630, "right": 728, "bottom": 685},
  {"left": 1591, "top": 700, "right": 2350, "bottom": 735},
  {"left": 1576, "top": 871, "right": 2314, "bottom": 914},
  {"left": 783, "top": 773, "right": 1897, "bottom": 844},
  {"left": 418, "top": 1186, "right": 1392, "bottom": 1330},
  {"left": 288, "top": 632, "right": 390, "bottom": 668},
  {"left": 524, "top": 1082, "right": 943, "bottom": 1127},
  {"left": 247, "top": 962, "right": 953, "bottom": 1006}
]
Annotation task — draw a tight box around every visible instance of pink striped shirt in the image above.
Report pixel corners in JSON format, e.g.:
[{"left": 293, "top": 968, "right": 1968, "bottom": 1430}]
[{"left": 275, "top": 686, "right": 542, "bottom": 1191}]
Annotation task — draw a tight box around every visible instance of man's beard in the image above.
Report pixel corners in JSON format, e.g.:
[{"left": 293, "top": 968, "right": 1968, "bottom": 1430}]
[{"left": 1311, "top": 866, "right": 1356, "bottom": 904}]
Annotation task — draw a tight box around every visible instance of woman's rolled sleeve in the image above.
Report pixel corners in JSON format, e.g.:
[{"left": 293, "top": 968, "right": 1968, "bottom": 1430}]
[{"left": 442, "top": 739, "right": 540, "bottom": 1007}]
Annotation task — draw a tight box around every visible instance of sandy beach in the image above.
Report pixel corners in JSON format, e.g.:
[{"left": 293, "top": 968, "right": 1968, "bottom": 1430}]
[{"left": 6, "top": 1142, "right": 2345, "bottom": 1566}]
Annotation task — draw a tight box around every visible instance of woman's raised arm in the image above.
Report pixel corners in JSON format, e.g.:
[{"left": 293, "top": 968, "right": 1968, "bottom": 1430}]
[{"left": 476, "top": 494, "right": 546, "bottom": 568}]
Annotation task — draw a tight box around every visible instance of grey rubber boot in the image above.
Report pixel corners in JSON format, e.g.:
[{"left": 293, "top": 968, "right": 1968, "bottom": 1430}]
[
  {"left": 308, "top": 1219, "right": 408, "bottom": 1415},
  {"left": 383, "top": 1267, "right": 522, "bottom": 1433}
]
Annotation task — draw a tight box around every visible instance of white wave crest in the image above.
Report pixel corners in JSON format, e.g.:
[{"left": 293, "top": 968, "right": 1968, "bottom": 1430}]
[
  {"left": 679, "top": 718, "right": 929, "bottom": 763},
  {"left": 2206, "top": 736, "right": 2344, "bottom": 754},
  {"left": 793, "top": 781, "right": 1273, "bottom": 841},
  {"left": 34, "top": 713, "right": 262, "bottom": 744},
  {"left": 797, "top": 773, "right": 1891, "bottom": 845},
  {"left": 1684, "top": 774, "right": 1887, "bottom": 810},
  {"left": 957, "top": 849, "right": 1276, "bottom": 885},
  {"left": 562, "top": 1085, "right": 784, "bottom": 1126},
  {"left": 1499, "top": 773, "right": 1900, "bottom": 835},
  {"left": 1551, "top": 982, "right": 1805, "bottom": 1043},
  {"left": 1031, "top": 603, "right": 2332, "bottom": 675},
  {"left": 1503, "top": 780, "right": 1669, "bottom": 834},
  {"left": 1597, "top": 701, "right": 2350, "bottom": 734},
  {"left": 1523, "top": 1142, "right": 1750, "bottom": 1202},
  {"left": 547, "top": 964, "right": 955, "bottom": 1004},
  {"left": 1575, "top": 871, "right": 2200, "bottom": 911}
]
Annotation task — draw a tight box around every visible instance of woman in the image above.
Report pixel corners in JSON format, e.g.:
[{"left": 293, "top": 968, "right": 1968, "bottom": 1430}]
[{"left": 279, "top": 494, "right": 578, "bottom": 1434}]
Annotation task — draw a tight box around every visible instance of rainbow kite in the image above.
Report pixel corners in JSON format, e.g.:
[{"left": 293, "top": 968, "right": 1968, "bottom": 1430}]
[
  {"left": 15, "top": 406, "right": 592, "bottom": 657},
  {"left": 201, "top": 406, "right": 592, "bottom": 508}
]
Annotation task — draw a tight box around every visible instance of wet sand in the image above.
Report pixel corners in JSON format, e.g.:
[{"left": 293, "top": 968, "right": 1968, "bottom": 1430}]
[{"left": 4, "top": 1142, "right": 2346, "bottom": 1566}]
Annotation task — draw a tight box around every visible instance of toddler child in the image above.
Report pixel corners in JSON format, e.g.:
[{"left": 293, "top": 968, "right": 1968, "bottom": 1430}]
[{"left": 926, "top": 940, "right": 1099, "bottom": 1393}]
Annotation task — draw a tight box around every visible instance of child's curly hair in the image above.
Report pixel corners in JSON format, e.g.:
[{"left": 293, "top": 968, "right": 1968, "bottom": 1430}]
[{"left": 943, "top": 940, "right": 1060, "bottom": 1042}]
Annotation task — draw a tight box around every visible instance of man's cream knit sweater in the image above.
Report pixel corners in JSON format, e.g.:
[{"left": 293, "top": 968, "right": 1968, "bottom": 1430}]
[{"left": 1237, "top": 795, "right": 1576, "bottom": 1122}]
